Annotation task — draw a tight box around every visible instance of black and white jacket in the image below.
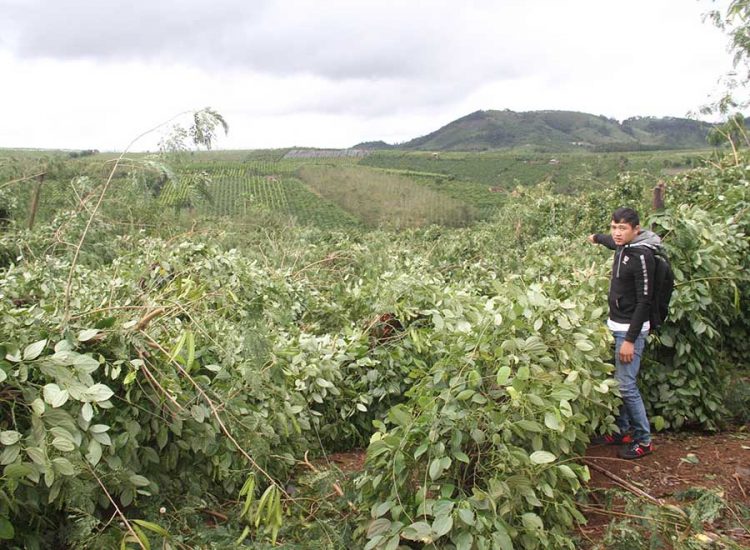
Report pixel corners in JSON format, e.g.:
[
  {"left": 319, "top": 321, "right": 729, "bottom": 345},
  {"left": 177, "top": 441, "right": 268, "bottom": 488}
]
[{"left": 593, "top": 230, "right": 660, "bottom": 343}]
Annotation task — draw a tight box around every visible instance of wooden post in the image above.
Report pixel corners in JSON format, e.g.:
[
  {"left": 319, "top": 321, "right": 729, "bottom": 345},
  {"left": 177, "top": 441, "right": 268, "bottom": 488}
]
[
  {"left": 27, "top": 173, "right": 45, "bottom": 230},
  {"left": 652, "top": 180, "right": 665, "bottom": 211},
  {"left": 651, "top": 180, "right": 666, "bottom": 234}
]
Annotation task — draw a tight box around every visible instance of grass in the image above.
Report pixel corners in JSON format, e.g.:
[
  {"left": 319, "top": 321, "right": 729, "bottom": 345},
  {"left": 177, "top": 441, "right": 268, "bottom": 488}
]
[{"left": 296, "top": 164, "right": 476, "bottom": 228}]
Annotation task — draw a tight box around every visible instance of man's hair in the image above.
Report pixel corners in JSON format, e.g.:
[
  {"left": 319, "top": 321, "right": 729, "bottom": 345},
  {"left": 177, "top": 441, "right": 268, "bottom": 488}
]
[{"left": 611, "top": 207, "right": 640, "bottom": 228}]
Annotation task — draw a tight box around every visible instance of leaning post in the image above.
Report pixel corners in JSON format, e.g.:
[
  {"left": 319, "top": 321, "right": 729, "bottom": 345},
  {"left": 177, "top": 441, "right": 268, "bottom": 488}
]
[
  {"left": 652, "top": 180, "right": 665, "bottom": 211},
  {"left": 27, "top": 173, "right": 46, "bottom": 230},
  {"left": 651, "top": 180, "right": 666, "bottom": 233}
]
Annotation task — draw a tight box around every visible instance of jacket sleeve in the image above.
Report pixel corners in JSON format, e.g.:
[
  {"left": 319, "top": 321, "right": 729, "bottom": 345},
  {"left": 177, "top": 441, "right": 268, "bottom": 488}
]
[
  {"left": 625, "top": 249, "right": 656, "bottom": 342},
  {"left": 593, "top": 234, "right": 617, "bottom": 250}
]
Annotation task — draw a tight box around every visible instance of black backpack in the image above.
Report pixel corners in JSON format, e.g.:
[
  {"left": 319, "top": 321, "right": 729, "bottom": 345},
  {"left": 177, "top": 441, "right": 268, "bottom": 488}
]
[{"left": 649, "top": 247, "right": 675, "bottom": 331}]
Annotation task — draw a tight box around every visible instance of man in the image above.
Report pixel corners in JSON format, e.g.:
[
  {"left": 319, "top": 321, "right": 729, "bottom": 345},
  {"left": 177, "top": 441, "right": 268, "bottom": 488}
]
[{"left": 588, "top": 207, "right": 660, "bottom": 459}]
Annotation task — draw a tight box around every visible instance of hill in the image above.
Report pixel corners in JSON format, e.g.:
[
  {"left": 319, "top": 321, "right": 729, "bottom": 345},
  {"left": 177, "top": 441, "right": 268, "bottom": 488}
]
[{"left": 360, "top": 110, "right": 715, "bottom": 152}]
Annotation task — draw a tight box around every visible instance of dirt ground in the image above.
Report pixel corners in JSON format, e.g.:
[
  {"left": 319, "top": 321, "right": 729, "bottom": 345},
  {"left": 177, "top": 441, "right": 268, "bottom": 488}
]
[
  {"left": 328, "top": 428, "right": 750, "bottom": 547},
  {"left": 582, "top": 429, "right": 750, "bottom": 547}
]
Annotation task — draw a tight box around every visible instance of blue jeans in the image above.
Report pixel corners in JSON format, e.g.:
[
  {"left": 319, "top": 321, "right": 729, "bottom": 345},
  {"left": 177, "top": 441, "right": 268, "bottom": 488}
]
[{"left": 612, "top": 331, "right": 651, "bottom": 444}]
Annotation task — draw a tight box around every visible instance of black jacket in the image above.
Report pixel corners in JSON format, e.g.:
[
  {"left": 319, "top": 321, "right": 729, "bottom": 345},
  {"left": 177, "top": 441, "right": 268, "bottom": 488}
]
[{"left": 593, "top": 232, "right": 658, "bottom": 342}]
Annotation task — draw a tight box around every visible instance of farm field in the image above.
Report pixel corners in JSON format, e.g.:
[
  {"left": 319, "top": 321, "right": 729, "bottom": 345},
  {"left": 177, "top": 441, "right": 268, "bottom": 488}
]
[
  {"left": 0, "top": 146, "right": 748, "bottom": 549},
  {"left": 359, "top": 148, "right": 708, "bottom": 189}
]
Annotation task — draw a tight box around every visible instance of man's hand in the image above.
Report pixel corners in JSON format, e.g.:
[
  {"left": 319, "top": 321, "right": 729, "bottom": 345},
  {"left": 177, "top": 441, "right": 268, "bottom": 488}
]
[
  {"left": 587, "top": 234, "right": 596, "bottom": 244},
  {"left": 619, "top": 340, "right": 635, "bottom": 364}
]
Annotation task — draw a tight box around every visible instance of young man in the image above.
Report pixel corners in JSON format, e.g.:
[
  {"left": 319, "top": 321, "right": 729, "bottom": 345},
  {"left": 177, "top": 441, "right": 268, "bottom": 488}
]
[{"left": 588, "top": 207, "right": 660, "bottom": 459}]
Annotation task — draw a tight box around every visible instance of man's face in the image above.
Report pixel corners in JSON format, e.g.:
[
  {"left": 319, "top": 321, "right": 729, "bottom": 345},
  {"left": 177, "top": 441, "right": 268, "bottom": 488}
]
[{"left": 610, "top": 219, "right": 640, "bottom": 246}]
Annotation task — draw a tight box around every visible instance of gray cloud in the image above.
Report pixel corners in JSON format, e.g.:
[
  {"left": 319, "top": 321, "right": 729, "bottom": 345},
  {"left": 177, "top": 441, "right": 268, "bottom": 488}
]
[
  {"left": 0, "top": 0, "right": 734, "bottom": 151},
  {"left": 1, "top": 0, "right": 528, "bottom": 82}
]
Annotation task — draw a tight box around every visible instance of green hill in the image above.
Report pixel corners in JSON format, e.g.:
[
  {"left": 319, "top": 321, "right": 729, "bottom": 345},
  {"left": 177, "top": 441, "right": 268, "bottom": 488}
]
[{"left": 363, "top": 110, "right": 714, "bottom": 152}]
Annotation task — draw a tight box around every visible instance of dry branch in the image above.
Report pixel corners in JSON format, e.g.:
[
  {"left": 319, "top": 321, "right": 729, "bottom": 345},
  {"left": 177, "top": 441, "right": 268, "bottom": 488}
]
[
  {"left": 583, "top": 458, "right": 664, "bottom": 506},
  {"left": 135, "top": 307, "right": 167, "bottom": 331}
]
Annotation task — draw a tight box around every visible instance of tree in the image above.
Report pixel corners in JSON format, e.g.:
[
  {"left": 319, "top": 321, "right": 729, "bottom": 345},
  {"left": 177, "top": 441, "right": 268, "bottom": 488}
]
[
  {"left": 704, "top": 1, "right": 750, "bottom": 115},
  {"left": 707, "top": 112, "right": 749, "bottom": 161},
  {"left": 154, "top": 107, "right": 229, "bottom": 214}
]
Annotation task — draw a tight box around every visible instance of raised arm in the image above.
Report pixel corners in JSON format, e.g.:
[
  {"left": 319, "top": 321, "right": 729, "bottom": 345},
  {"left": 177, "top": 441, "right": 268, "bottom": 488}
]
[{"left": 589, "top": 233, "right": 616, "bottom": 250}]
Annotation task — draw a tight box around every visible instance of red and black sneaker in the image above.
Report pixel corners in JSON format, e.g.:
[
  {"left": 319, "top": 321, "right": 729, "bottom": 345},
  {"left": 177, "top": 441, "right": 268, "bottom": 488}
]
[
  {"left": 590, "top": 432, "right": 634, "bottom": 446},
  {"left": 619, "top": 441, "right": 654, "bottom": 460}
]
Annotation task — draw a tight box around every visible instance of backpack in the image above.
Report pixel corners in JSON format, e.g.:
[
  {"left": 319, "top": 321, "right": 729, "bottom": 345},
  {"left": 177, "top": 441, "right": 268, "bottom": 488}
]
[{"left": 649, "top": 247, "right": 674, "bottom": 331}]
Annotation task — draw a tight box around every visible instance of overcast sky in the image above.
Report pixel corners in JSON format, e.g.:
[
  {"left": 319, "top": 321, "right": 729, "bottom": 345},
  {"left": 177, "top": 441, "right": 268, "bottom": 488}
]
[{"left": 0, "top": 0, "right": 737, "bottom": 151}]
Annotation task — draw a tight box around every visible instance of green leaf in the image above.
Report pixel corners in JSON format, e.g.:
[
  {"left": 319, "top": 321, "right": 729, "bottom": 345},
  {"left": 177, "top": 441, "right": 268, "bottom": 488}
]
[
  {"left": 557, "top": 464, "right": 577, "bottom": 479},
  {"left": 457, "top": 508, "right": 474, "bottom": 526},
  {"left": 653, "top": 415, "right": 666, "bottom": 431},
  {"left": 521, "top": 512, "right": 544, "bottom": 532},
  {"left": 0, "top": 517, "right": 14, "bottom": 540},
  {"left": 23, "top": 339, "right": 47, "bottom": 361},
  {"left": 453, "top": 531, "right": 473, "bottom": 550},
  {"left": 372, "top": 500, "right": 393, "bottom": 518},
  {"left": 454, "top": 451, "right": 470, "bottom": 464},
  {"left": 383, "top": 534, "right": 400, "bottom": 550},
  {"left": 491, "top": 523, "right": 513, "bottom": 550},
  {"left": 120, "top": 487, "right": 134, "bottom": 507},
  {"left": 131, "top": 524, "right": 151, "bottom": 550},
  {"left": 316, "top": 377, "right": 334, "bottom": 389},
  {"left": 388, "top": 405, "right": 412, "bottom": 427},
  {"left": 52, "top": 457, "right": 76, "bottom": 476},
  {"left": 43, "top": 384, "right": 70, "bottom": 408},
  {"left": 86, "top": 439, "right": 103, "bottom": 466},
  {"left": 84, "top": 384, "right": 114, "bottom": 403},
  {"left": 51, "top": 437, "right": 76, "bottom": 452},
  {"left": 544, "top": 412, "right": 560, "bottom": 431},
  {"left": 0, "top": 445, "right": 20, "bottom": 465},
  {"left": 515, "top": 420, "right": 542, "bottom": 433},
  {"left": 72, "top": 354, "right": 100, "bottom": 374},
  {"left": 81, "top": 403, "right": 94, "bottom": 422},
  {"left": 190, "top": 406, "right": 206, "bottom": 423},
  {"left": 0, "top": 369, "right": 6, "bottom": 383},
  {"left": 4, "top": 463, "right": 33, "bottom": 479},
  {"left": 129, "top": 474, "right": 151, "bottom": 487},
  {"left": 0, "top": 431, "right": 21, "bottom": 446},
  {"left": 31, "top": 398, "right": 45, "bottom": 416},
  {"left": 575, "top": 340, "right": 595, "bottom": 352},
  {"left": 26, "top": 447, "right": 46, "bottom": 465},
  {"left": 456, "top": 389, "right": 474, "bottom": 401},
  {"left": 92, "top": 432, "right": 112, "bottom": 446},
  {"left": 401, "top": 521, "right": 432, "bottom": 542},
  {"left": 77, "top": 329, "right": 101, "bottom": 342},
  {"left": 367, "top": 518, "right": 392, "bottom": 538},
  {"left": 529, "top": 451, "right": 556, "bottom": 464},
  {"left": 89, "top": 424, "right": 110, "bottom": 434},
  {"left": 432, "top": 514, "right": 453, "bottom": 538},
  {"left": 363, "top": 535, "right": 384, "bottom": 550},
  {"left": 432, "top": 313, "right": 444, "bottom": 330},
  {"left": 133, "top": 519, "right": 169, "bottom": 537},
  {"left": 496, "top": 366, "right": 511, "bottom": 385},
  {"left": 429, "top": 458, "right": 444, "bottom": 480},
  {"left": 4, "top": 347, "right": 21, "bottom": 363}
]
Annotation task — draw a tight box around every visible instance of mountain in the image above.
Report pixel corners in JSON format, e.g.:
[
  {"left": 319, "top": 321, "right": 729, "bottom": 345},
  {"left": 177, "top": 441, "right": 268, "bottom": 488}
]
[{"left": 359, "top": 110, "right": 714, "bottom": 152}]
